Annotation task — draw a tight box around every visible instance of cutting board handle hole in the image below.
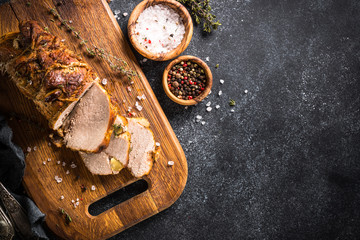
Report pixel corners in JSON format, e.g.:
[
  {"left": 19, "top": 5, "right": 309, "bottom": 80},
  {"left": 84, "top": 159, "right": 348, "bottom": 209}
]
[{"left": 88, "top": 179, "right": 148, "bottom": 216}]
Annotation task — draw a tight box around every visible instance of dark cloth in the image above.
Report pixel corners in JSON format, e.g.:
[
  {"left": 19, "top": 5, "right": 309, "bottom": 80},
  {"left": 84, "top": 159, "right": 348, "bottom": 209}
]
[{"left": 0, "top": 114, "right": 48, "bottom": 239}]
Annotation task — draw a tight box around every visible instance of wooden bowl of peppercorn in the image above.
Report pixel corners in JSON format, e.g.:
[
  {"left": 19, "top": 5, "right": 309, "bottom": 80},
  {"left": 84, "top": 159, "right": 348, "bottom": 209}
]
[
  {"left": 128, "top": 0, "right": 193, "bottom": 61},
  {"left": 163, "top": 55, "right": 213, "bottom": 105}
]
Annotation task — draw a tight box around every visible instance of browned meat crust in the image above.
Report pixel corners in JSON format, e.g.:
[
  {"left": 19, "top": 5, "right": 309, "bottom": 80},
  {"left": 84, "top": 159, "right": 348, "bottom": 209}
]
[{"left": 0, "top": 21, "right": 96, "bottom": 130}]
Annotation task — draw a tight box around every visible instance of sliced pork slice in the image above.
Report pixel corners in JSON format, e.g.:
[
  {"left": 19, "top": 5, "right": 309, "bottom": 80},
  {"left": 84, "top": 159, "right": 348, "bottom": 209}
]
[
  {"left": 79, "top": 151, "right": 113, "bottom": 175},
  {"left": 126, "top": 118, "right": 156, "bottom": 178},
  {"left": 63, "top": 82, "right": 114, "bottom": 152},
  {"left": 80, "top": 115, "right": 131, "bottom": 175},
  {"left": 104, "top": 116, "right": 130, "bottom": 167}
]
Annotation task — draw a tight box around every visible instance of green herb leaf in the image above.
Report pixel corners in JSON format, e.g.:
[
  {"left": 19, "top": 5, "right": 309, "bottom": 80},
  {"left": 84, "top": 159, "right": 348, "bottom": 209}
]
[
  {"left": 229, "top": 99, "right": 236, "bottom": 106},
  {"left": 26, "top": 2, "right": 31, "bottom": 7},
  {"left": 177, "top": 0, "right": 220, "bottom": 32},
  {"left": 65, "top": 214, "right": 72, "bottom": 224},
  {"left": 113, "top": 124, "right": 123, "bottom": 136},
  {"left": 215, "top": 64, "right": 219, "bottom": 68}
]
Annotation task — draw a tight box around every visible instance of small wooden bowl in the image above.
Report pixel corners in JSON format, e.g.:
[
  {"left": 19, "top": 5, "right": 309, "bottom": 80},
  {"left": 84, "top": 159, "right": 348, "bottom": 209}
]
[
  {"left": 163, "top": 55, "right": 213, "bottom": 105},
  {"left": 128, "top": 0, "right": 193, "bottom": 61}
]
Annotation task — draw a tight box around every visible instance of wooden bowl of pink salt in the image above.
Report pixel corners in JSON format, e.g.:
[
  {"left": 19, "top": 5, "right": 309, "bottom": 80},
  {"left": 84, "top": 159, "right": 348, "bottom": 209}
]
[{"left": 128, "top": 0, "right": 193, "bottom": 61}]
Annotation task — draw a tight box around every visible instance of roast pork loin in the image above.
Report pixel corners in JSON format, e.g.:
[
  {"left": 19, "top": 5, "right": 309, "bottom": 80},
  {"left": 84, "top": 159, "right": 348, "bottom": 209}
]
[
  {"left": 126, "top": 118, "right": 157, "bottom": 178},
  {"left": 80, "top": 117, "right": 160, "bottom": 177},
  {"left": 1, "top": 21, "right": 161, "bottom": 177},
  {"left": 80, "top": 115, "right": 131, "bottom": 174},
  {"left": 63, "top": 82, "right": 115, "bottom": 152},
  {"left": 0, "top": 21, "right": 96, "bottom": 130}
]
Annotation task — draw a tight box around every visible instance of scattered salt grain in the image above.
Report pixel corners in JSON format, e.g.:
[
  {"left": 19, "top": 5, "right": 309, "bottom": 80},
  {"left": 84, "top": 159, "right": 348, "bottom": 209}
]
[
  {"left": 61, "top": 39, "right": 65, "bottom": 42},
  {"left": 201, "top": 121, "right": 206, "bottom": 125},
  {"left": 42, "top": 161, "right": 46, "bottom": 165},
  {"left": 135, "top": 101, "right": 143, "bottom": 111},
  {"left": 130, "top": 81, "right": 134, "bottom": 85},
  {"left": 220, "top": 79, "right": 224, "bottom": 84},
  {"left": 167, "top": 161, "right": 174, "bottom": 166},
  {"left": 156, "top": 142, "right": 161, "bottom": 147},
  {"left": 205, "top": 56, "right": 210, "bottom": 62},
  {"left": 48, "top": 142, "right": 51, "bottom": 146},
  {"left": 76, "top": 198, "right": 79, "bottom": 201},
  {"left": 91, "top": 185, "right": 96, "bottom": 191},
  {"left": 244, "top": 89, "right": 248, "bottom": 94},
  {"left": 114, "top": 9, "right": 121, "bottom": 15},
  {"left": 135, "top": 4, "right": 185, "bottom": 54},
  {"left": 101, "top": 78, "right": 108, "bottom": 86},
  {"left": 60, "top": 195, "right": 64, "bottom": 200},
  {"left": 137, "top": 94, "right": 146, "bottom": 101},
  {"left": 66, "top": 170, "right": 70, "bottom": 175},
  {"left": 33, "top": 146, "right": 37, "bottom": 151},
  {"left": 206, "top": 101, "right": 211, "bottom": 107},
  {"left": 71, "top": 199, "right": 75, "bottom": 203},
  {"left": 47, "top": 158, "right": 51, "bottom": 162},
  {"left": 142, "top": 58, "right": 148, "bottom": 63},
  {"left": 127, "top": 86, "right": 132, "bottom": 92},
  {"left": 230, "top": 109, "right": 235, "bottom": 113},
  {"left": 57, "top": 161, "right": 61, "bottom": 165},
  {"left": 27, "top": 147, "right": 31, "bottom": 153},
  {"left": 123, "top": 12, "right": 128, "bottom": 17},
  {"left": 55, "top": 176, "right": 62, "bottom": 183},
  {"left": 206, "top": 107, "right": 212, "bottom": 112},
  {"left": 196, "top": 115, "right": 202, "bottom": 120},
  {"left": 218, "top": 90, "right": 223, "bottom": 96},
  {"left": 216, "top": 105, "right": 220, "bottom": 109},
  {"left": 62, "top": 162, "right": 66, "bottom": 167},
  {"left": 184, "top": 106, "right": 188, "bottom": 109},
  {"left": 70, "top": 163, "right": 77, "bottom": 168}
]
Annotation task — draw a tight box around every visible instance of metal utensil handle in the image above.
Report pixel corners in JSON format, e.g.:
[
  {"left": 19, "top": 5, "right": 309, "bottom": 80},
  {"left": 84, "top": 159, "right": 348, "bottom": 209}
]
[
  {"left": 0, "top": 204, "right": 15, "bottom": 240},
  {"left": 0, "top": 182, "right": 33, "bottom": 239}
]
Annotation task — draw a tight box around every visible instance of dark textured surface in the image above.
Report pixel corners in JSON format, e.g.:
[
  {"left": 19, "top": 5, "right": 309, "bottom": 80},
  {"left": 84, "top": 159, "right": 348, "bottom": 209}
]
[{"left": 2, "top": 0, "right": 360, "bottom": 239}]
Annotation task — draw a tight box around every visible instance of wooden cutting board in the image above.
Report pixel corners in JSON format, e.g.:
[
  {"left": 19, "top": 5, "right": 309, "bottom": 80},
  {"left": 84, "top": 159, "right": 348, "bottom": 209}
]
[{"left": 0, "top": 0, "right": 188, "bottom": 239}]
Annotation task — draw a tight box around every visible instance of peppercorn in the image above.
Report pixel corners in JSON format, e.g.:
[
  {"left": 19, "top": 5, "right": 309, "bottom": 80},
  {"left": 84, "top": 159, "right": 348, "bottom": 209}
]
[{"left": 168, "top": 60, "right": 207, "bottom": 100}]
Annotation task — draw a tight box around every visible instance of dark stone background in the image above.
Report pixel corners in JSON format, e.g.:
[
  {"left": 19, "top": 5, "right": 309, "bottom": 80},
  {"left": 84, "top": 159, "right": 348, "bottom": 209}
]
[{"left": 2, "top": 0, "right": 360, "bottom": 239}]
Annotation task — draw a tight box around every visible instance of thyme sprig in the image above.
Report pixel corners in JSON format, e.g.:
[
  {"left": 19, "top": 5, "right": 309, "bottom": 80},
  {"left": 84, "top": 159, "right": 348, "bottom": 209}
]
[
  {"left": 59, "top": 208, "right": 72, "bottom": 225},
  {"left": 47, "top": 7, "right": 137, "bottom": 81},
  {"left": 177, "top": 0, "right": 221, "bottom": 33}
]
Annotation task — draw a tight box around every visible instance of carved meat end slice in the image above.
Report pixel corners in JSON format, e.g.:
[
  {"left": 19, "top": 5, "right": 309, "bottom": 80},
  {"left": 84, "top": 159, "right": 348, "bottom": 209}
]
[
  {"left": 0, "top": 21, "right": 96, "bottom": 131},
  {"left": 126, "top": 118, "right": 156, "bottom": 178},
  {"left": 80, "top": 115, "right": 131, "bottom": 175},
  {"left": 63, "top": 82, "right": 114, "bottom": 152}
]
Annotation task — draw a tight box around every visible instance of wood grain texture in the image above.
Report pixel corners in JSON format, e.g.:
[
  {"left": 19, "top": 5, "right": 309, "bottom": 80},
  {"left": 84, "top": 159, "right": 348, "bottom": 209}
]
[
  {"left": 162, "top": 55, "right": 213, "bottom": 105},
  {"left": 0, "top": 0, "right": 188, "bottom": 239},
  {"left": 127, "top": 0, "right": 193, "bottom": 61}
]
